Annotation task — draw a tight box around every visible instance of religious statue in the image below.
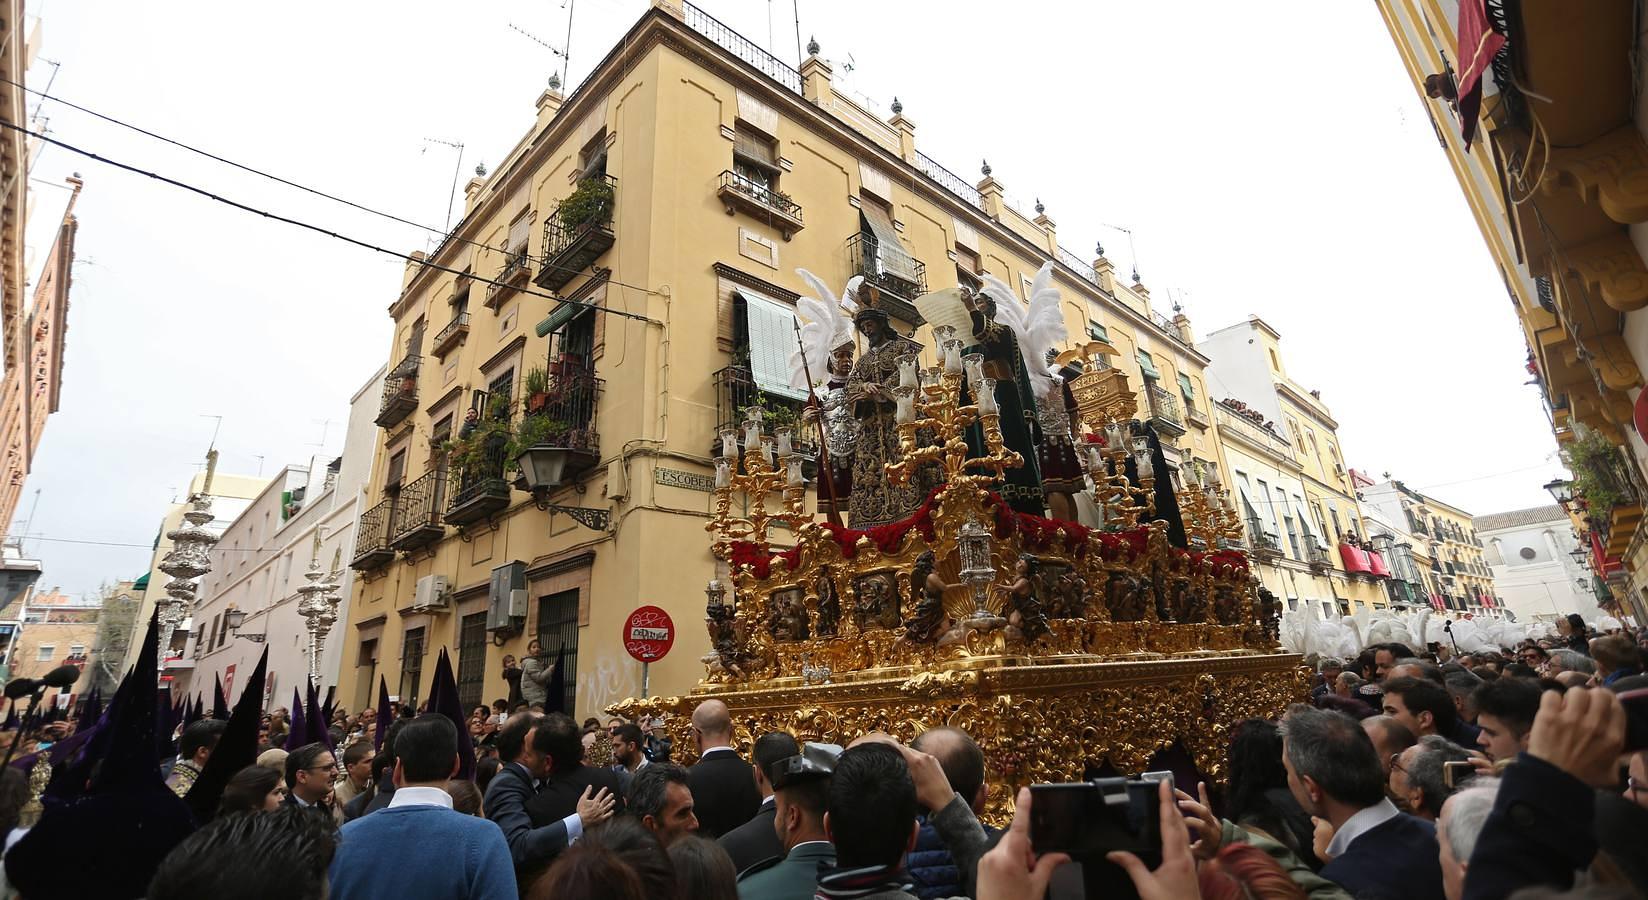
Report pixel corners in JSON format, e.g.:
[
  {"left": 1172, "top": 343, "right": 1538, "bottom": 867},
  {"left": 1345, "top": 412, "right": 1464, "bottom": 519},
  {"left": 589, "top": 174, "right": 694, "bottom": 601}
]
[
  {"left": 814, "top": 567, "right": 842, "bottom": 638},
  {"left": 966, "top": 277, "right": 1048, "bottom": 516},
  {"left": 1005, "top": 554, "right": 1051, "bottom": 644},
  {"left": 1255, "top": 586, "right": 1280, "bottom": 642},
  {"left": 791, "top": 270, "right": 863, "bottom": 521},
  {"left": 844, "top": 285, "right": 941, "bottom": 528},
  {"left": 853, "top": 575, "right": 902, "bottom": 630},
  {"left": 1049, "top": 567, "right": 1089, "bottom": 619},
  {"left": 1105, "top": 569, "right": 1148, "bottom": 622},
  {"left": 902, "top": 551, "right": 955, "bottom": 644},
  {"left": 705, "top": 583, "right": 747, "bottom": 679},
  {"left": 768, "top": 589, "right": 810, "bottom": 642},
  {"left": 1037, "top": 364, "right": 1087, "bottom": 522}
]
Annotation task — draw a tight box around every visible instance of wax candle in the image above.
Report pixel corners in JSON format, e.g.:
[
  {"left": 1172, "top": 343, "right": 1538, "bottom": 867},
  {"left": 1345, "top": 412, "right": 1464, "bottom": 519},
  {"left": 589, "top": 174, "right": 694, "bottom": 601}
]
[
  {"left": 714, "top": 458, "right": 730, "bottom": 489},
  {"left": 977, "top": 379, "right": 998, "bottom": 415},
  {"left": 896, "top": 388, "right": 916, "bottom": 424},
  {"left": 721, "top": 430, "right": 738, "bottom": 460},
  {"left": 787, "top": 456, "right": 804, "bottom": 487},
  {"left": 898, "top": 356, "right": 918, "bottom": 388},
  {"left": 744, "top": 419, "right": 761, "bottom": 450},
  {"left": 962, "top": 354, "right": 984, "bottom": 388},
  {"left": 775, "top": 428, "right": 793, "bottom": 458},
  {"left": 943, "top": 341, "right": 963, "bottom": 373}
]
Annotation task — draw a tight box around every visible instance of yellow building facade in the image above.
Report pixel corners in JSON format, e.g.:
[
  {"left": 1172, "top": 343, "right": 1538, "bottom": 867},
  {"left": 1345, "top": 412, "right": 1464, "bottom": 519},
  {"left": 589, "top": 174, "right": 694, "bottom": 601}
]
[
  {"left": 337, "top": 1, "right": 1228, "bottom": 718},
  {"left": 1374, "top": 0, "right": 1648, "bottom": 623},
  {"left": 1198, "top": 318, "right": 1389, "bottom": 616}
]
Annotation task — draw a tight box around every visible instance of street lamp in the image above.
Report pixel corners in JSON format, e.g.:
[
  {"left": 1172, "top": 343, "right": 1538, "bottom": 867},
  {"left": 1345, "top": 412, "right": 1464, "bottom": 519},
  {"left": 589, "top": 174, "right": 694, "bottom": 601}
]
[
  {"left": 224, "top": 606, "right": 266, "bottom": 643},
  {"left": 1544, "top": 479, "right": 1575, "bottom": 506}
]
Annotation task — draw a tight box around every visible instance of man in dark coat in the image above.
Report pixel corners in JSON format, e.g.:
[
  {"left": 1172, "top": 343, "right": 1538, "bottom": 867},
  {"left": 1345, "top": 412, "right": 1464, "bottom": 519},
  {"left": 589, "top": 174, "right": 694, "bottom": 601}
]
[
  {"left": 483, "top": 712, "right": 612, "bottom": 882},
  {"left": 719, "top": 731, "right": 797, "bottom": 874},
  {"left": 686, "top": 699, "right": 761, "bottom": 838},
  {"left": 524, "top": 713, "right": 625, "bottom": 826}
]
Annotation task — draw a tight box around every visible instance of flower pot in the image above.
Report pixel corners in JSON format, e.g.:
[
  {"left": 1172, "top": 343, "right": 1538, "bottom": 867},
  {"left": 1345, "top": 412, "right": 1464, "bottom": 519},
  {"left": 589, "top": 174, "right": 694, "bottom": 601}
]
[{"left": 526, "top": 392, "right": 551, "bottom": 415}]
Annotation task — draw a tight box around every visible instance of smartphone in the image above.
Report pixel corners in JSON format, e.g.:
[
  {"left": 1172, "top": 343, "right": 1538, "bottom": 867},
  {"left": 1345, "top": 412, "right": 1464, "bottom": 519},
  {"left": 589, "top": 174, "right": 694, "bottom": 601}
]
[{"left": 1029, "top": 776, "right": 1162, "bottom": 858}]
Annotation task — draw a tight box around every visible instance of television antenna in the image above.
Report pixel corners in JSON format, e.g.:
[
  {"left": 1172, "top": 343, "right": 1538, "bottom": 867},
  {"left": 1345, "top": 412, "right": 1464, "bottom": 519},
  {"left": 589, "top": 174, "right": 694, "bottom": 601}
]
[{"left": 420, "top": 138, "right": 466, "bottom": 235}]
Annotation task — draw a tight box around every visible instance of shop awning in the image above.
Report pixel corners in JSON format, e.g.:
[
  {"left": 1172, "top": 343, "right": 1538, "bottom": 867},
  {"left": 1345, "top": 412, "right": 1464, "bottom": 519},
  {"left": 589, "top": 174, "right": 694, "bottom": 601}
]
[{"left": 535, "top": 300, "right": 588, "bottom": 338}]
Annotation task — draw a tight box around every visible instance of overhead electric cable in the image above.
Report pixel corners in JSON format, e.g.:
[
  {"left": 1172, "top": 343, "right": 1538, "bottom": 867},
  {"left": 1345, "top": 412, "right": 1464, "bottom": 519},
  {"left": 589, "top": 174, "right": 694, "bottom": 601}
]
[{"left": 0, "top": 118, "right": 658, "bottom": 325}]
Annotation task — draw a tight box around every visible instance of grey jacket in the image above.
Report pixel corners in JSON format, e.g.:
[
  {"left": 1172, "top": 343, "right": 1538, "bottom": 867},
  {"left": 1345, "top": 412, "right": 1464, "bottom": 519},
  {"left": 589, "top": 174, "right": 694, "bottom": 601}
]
[{"left": 519, "top": 655, "right": 551, "bottom": 706}]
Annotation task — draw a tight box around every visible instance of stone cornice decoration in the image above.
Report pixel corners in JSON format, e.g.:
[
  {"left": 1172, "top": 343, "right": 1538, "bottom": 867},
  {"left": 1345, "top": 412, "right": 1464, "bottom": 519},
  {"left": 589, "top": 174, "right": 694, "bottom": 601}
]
[
  {"left": 425, "top": 383, "right": 467, "bottom": 416},
  {"left": 525, "top": 549, "right": 597, "bottom": 581},
  {"left": 353, "top": 614, "right": 388, "bottom": 630},
  {"left": 1565, "top": 231, "right": 1648, "bottom": 312},
  {"left": 1546, "top": 125, "right": 1648, "bottom": 225},
  {"left": 1273, "top": 382, "right": 1341, "bottom": 431},
  {"left": 480, "top": 334, "right": 529, "bottom": 376},
  {"left": 712, "top": 262, "right": 800, "bottom": 302}
]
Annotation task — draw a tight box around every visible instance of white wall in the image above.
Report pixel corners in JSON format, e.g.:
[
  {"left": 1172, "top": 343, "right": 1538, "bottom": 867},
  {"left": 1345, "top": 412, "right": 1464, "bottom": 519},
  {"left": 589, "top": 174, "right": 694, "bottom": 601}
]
[
  {"left": 1198, "top": 321, "right": 1284, "bottom": 425},
  {"left": 1479, "top": 513, "right": 1602, "bottom": 624}
]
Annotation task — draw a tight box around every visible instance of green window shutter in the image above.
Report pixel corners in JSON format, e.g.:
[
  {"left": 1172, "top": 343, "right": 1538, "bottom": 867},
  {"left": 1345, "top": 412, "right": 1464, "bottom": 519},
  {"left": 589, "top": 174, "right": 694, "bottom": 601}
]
[
  {"left": 1087, "top": 321, "right": 1109, "bottom": 342},
  {"left": 1136, "top": 350, "right": 1159, "bottom": 379},
  {"left": 1177, "top": 372, "right": 1195, "bottom": 399},
  {"left": 740, "top": 290, "right": 807, "bottom": 401}
]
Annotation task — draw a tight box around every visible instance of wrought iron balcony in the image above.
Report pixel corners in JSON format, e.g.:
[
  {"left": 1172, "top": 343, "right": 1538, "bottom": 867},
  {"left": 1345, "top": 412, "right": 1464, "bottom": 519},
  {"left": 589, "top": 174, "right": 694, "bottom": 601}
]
[
  {"left": 485, "top": 253, "right": 532, "bottom": 309},
  {"left": 389, "top": 469, "right": 446, "bottom": 552},
  {"left": 375, "top": 356, "right": 420, "bottom": 429},
  {"left": 1213, "top": 404, "right": 1296, "bottom": 463},
  {"left": 1245, "top": 519, "right": 1283, "bottom": 561},
  {"left": 1146, "top": 384, "right": 1185, "bottom": 435},
  {"left": 518, "top": 361, "right": 603, "bottom": 484},
  {"left": 1185, "top": 404, "right": 1209, "bottom": 428},
  {"left": 682, "top": 1, "right": 803, "bottom": 94},
  {"left": 447, "top": 450, "right": 512, "bottom": 528},
  {"left": 845, "top": 233, "right": 926, "bottom": 316},
  {"left": 349, "top": 498, "right": 396, "bottom": 570},
  {"left": 717, "top": 170, "right": 804, "bottom": 240},
  {"left": 1151, "top": 311, "right": 1194, "bottom": 351},
  {"left": 1307, "top": 544, "right": 1332, "bottom": 574},
  {"left": 536, "top": 174, "right": 617, "bottom": 291},
  {"left": 432, "top": 312, "right": 470, "bottom": 359},
  {"left": 713, "top": 365, "right": 820, "bottom": 459}
]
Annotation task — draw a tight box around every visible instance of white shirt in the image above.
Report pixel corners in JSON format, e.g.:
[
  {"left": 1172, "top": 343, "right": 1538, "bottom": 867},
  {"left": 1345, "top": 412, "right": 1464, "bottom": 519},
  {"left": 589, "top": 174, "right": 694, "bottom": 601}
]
[
  {"left": 388, "top": 785, "right": 456, "bottom": 810},
  {"left": 1325, "top": 797, "right": 1401, "bottom": 859}
]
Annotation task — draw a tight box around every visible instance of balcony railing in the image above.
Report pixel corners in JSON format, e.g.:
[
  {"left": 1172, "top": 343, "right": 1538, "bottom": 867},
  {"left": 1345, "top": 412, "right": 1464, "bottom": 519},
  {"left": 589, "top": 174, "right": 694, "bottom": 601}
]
[
  {"left": 349, "top": 498, "right": 396, "bottom": 570},
  {"left": 713, "top": 365, "right": 820, "bottom": 458},
  {"left": 682, "top": 1, "right": 803, "bottom": 94},
  {"left": 1055, "top": 245, "right": 1102, "bottom": 289},
  {"left": 1151, "top": 311, "right": 1194, "bottom": 351},
  {"left": 1214, "top": 404, "right": 1295, "bottom": 462},
  {"left": 1185, "top": 404, "right": 1209, "bottom": 428},
  {"left": 537, "top": 174, "right": 617, "bottom": 291},
  {"left": 913, "top": 150, "right": 984, "bottom": 211},
  {"left": 1307, "top": 544, "right": 1332, "bottom": 573},
  {"left": 485, "top": 252, "right": 533, "bottom": 308},
  {"left": 717, "top": 170, "right": 804, "bottom": 239},
  {"left": 846, "top": 232, "right": 926, "bottom": 312},
  {"left": 389, "top": 469, "right": 446, "bottom": 552},
  {"left": 1245, "top": 519, "right": 1283, "bottom": 559},
  {"left": 520, "top": 361, "right": 603, "bottom": 481},
  {"left": 1146, "top": 384, "right": 1184, "bottom": 433},
  {"left": 375, "top": 356, "right": 420, "bottom": 429},
  {"left": 432, "top": 312, "right": 470, "bottom": 359}
]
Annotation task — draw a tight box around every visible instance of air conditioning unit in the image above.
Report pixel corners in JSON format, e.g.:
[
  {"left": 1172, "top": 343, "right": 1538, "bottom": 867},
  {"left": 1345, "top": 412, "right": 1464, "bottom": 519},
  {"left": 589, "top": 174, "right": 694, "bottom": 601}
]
[
  {"left": 412, "top": 574, "right": 450, "bottom": 612},
  {"left": 487, "top": 561, "right": 528, "bottom": 633}
]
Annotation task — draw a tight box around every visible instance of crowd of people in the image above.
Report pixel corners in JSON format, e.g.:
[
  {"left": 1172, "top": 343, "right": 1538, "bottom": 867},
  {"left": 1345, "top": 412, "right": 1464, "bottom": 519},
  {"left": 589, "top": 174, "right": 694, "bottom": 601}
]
[{"left": 0, "top": 608, "right": 1644, "bottom": 899}]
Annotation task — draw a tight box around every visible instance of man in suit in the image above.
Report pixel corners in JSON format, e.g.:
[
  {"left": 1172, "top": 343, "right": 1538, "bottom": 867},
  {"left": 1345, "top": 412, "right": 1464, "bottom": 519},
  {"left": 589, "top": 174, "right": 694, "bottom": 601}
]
[
  {"left": 525, "top": 712, "right": 626, "bottom": 826},
  {"left": 482, "top": 712, "right": 613, "bottom": 883},
  {"left": 719, "top": 731, "right": 797, "bottom": 873},
  {"left": 284, "top": 742, "right": 340, "bottom": 822},
  {"left": 328, "top": 715, "right": 516, "bottom": 899},
  {"left": 610, "top": 722, "right": 647, "bottom": 795},
  {"left": 686, "top": 699, "right": 761, "bottom": 838},
  {"left": 1281, "top": 704, "right": 1444, "bottom": 900},
  {"left": 736, "top": 742, "right": 838, "bottom": 900}
]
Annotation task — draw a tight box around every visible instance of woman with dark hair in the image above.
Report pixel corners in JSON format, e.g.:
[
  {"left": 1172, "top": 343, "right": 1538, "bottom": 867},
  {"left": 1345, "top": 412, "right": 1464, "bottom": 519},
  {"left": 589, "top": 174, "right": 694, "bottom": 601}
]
[
  {"left": 218, "top": 764, "right": 287, "bottom": 815},
  {"left": 527, "top": 845, "right": 645, "bottom": 900},
  {"left": 580, "top": 817, "right": 678, "bottom": 898},
  {"left": 1559, "top": 613, "right": 1591, "bottom": 654},
  {"left": 1225, "top": 719, "right": 1321, "bottom": 871},
  {"left": 666, "top": 835, "right": 738, "bottom": 900},
  {"left": 475, "top": 755, "right": 503, "bottom": 794}
]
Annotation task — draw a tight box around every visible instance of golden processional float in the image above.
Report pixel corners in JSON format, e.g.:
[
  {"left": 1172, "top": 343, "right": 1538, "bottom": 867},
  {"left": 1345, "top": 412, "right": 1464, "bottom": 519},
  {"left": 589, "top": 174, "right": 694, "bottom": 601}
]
[{"left": 610, "top": 332, "right": 1305, "bottom": 823}]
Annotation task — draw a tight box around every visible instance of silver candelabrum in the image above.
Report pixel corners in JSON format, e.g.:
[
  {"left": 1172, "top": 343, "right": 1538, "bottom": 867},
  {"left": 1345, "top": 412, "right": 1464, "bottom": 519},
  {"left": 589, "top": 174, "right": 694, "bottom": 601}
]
[
  {"left": 157, "top": 493, "right": 219, "bottom": 660},
  {"left": 295, "top": 554, "right": 341, "bottom": 689}
]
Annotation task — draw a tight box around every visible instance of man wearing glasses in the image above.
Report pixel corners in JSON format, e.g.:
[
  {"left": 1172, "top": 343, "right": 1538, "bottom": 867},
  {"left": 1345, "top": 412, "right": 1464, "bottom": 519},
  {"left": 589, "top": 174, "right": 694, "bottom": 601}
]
[{"left": 285, "top": 742, "right": 341, "bottom": 823}]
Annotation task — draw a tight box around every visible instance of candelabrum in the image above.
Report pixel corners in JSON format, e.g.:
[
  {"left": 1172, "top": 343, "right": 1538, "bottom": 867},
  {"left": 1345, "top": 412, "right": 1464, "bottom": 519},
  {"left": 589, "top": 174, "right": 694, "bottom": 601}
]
[
  {"left": 886, "top": 325, "right": 1021, "bottom": 490},
  {"left": 157, "top": 492, "right": 220, "bottom": 659},
  {"left": 295, "top": 549, "right": 342, "bottom": 689},
  {"left": 1179, "top": 461, "right": 1244, "bottom": 552},
  {"left": 706, "top": 405, "right": 811, "bottom": 547},
  {"left": 1084, "top": 421, "right": 1154, "bottom": 528}
]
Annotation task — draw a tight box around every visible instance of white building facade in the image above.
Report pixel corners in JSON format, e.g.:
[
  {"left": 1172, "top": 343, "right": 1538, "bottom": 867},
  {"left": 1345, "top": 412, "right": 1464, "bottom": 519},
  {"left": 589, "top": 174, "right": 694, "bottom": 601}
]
[
  {"left": 176, "top": 367, "right": 384, "bottom": 710},
  {"left": 1475, "top": 505, "right": 1610, "bottom": 626}
]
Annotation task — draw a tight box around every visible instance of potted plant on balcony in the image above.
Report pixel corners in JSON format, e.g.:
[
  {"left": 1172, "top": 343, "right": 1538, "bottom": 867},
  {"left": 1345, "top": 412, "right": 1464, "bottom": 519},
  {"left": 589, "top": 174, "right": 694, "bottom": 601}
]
[
  {"left": 510, "top": 414, "right": 576, "bottom": 490},
  {"left": 1564, "top": 430, "right": 1628, "bottom": 513},
  {"left": 560, "top": 177, "right": 615, "bottom": 231},
  {"left": 523, "top": 365, "right": 551, "bottom": 415}
]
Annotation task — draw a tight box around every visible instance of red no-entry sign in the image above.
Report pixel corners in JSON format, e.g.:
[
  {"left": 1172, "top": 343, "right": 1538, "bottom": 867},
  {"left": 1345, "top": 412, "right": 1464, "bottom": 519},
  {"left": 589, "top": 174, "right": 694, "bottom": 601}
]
[{"left": 623, "top": 605, "right": 675, "bottom": 663}]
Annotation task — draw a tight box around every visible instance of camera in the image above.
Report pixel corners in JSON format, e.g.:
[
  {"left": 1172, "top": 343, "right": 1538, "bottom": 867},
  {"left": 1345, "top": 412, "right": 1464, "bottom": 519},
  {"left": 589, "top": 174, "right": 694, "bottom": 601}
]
[
  {"left": 1029, "top": 771, "right": 1171, "bottom": 857},
  {"left": 1029, "top": 772, "right": 1173, "bottom": 900}
]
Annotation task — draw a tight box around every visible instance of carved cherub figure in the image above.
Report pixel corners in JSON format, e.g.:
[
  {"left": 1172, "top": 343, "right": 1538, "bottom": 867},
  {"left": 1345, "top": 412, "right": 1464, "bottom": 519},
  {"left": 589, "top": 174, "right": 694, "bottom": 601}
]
[
  {"left": 1005, "top": 554, "right": 1051, "bottom": 644},
  {"left": 902, "top": 550, "right": 956, "bottom": 644}
]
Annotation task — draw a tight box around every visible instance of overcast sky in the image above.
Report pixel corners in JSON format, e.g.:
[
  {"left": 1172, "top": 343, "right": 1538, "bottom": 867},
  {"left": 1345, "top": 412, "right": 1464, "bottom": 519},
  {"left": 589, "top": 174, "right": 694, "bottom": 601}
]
[{"left": 17, "top": 0, "right": 1560, "bottom": 600}]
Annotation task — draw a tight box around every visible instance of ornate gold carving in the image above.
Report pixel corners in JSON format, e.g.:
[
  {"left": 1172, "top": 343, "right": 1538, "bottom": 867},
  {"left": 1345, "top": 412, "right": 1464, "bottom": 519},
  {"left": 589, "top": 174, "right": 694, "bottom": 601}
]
[{"left": 1565, "top": 231, "right": 1648, "bottom": 312}]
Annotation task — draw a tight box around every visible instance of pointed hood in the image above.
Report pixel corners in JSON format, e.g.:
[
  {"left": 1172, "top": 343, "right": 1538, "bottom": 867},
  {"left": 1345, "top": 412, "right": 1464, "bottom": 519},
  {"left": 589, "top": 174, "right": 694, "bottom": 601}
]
[
  {"left": 1146, "top": 426, "right": 1187, "bottom": 549},
  {"left": 6, "top": 610, "right": 196, "bottom": 899},
  {"left": 374, "top": 675, "right": 391, "bottom": 751},
  {"left": 183, "top": 646, "right": 268, "bottom": 823},
  {"left": 212, "top": 674, "right": 230, "bottom": 720},
  {"left": 427, "top": 649, "right": 475, "bottom": 779},
  {"left": 303, "top": 680, "right": 329, "bottom": 749},
  {"left": 283, "top": 687, "right": 307, "bottom": 752},
  {"left": 546, "top": 645, "right": 567, "bottom": 715},
  {"left": 321, "top": 684, "right": 336, "bottom": 726},
  {"left": 75, "top": 688, "right": 102, "bottom": 733}
]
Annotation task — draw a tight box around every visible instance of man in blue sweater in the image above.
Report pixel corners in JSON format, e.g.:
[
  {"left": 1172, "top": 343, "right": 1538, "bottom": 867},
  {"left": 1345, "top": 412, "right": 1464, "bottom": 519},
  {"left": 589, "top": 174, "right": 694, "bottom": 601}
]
[
  {"left": 1280, "top": 704, "right": 1444, "bottom": 900},
  {"left": 328, "top": 715, "right": 517, "bottom": 900}
]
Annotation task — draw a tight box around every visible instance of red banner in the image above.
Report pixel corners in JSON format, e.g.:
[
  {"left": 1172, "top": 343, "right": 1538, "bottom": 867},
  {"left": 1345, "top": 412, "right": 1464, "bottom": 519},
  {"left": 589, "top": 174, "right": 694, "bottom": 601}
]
[{"left": 1455, "top": 0, "right": 1505, "bottom": 149}]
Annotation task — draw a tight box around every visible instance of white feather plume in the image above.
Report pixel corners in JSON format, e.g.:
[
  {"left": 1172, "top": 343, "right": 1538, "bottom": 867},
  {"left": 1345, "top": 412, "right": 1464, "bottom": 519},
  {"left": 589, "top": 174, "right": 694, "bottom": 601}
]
[
  {"left": 977, "top": 272, "right": 1050, "bottom": 397},
  {"left": 788, "top": 268, "right": 856, "bottom": 391},
  {"left": 1022, "top": 261, "right": 1068, "bottom": 399}
]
